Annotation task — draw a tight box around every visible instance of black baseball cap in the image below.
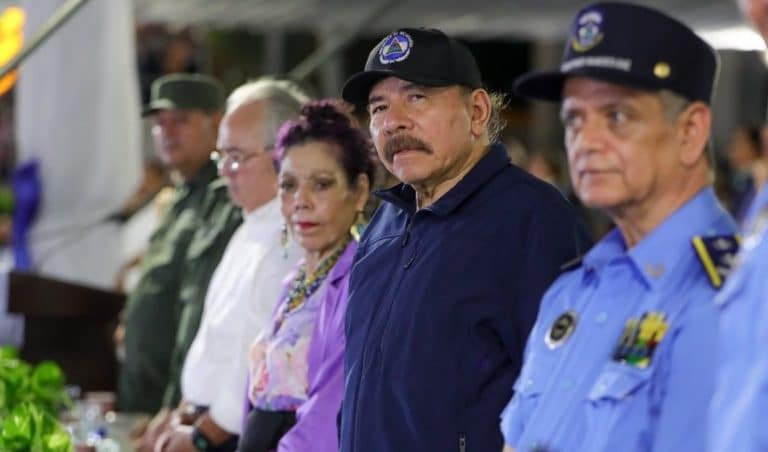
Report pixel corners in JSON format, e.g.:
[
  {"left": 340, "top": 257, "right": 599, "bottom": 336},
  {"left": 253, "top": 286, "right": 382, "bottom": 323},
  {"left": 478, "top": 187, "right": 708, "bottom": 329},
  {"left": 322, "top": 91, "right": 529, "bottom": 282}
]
[
  {"left": 143, "top": 73, "right": 226, "bottom": 117},
  {"left": 341, "top": 28, "right": 483, "bottom": 107},
  {"left": 514, "top": 2, "right": 719, "bottom": 104}
]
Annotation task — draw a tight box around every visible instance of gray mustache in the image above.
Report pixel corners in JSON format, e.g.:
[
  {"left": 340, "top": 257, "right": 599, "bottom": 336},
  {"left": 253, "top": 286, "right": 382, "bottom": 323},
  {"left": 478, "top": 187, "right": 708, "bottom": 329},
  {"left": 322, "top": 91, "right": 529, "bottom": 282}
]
[{"left": 382, "top": 135, "right": 433, "bottom": 161}]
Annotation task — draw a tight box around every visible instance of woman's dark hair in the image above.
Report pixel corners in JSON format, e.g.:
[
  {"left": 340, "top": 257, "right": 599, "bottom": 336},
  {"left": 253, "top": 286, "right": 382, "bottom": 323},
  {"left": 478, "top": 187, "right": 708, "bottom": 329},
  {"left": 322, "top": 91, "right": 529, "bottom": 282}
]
[{"left": 275, "top": 100, "right": 376, "bottom": 188}]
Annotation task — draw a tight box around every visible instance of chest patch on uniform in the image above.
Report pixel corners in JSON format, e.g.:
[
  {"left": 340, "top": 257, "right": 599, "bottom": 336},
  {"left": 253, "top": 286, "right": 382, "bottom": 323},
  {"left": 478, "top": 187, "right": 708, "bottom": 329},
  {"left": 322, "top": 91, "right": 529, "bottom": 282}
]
[
  {"left": 692, "top": 235, "right": 740, "bottom": 289},
  {"left": 545, "top": 311, "right": 578, "bottom": 349},
  {"left": 613, "top": 311, "right": 669, "bottom": 368}
]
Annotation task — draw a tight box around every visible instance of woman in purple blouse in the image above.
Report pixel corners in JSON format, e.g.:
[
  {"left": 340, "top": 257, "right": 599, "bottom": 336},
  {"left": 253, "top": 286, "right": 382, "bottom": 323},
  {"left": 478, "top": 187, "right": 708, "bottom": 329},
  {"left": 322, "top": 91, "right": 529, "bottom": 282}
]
[{"left": 239, "top": 101, "right": 374, "bottom": 452}]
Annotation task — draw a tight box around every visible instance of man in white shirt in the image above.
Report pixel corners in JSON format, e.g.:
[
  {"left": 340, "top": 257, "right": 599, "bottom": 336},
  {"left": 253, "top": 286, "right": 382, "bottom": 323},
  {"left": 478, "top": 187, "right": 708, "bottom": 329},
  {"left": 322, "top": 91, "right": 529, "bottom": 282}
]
[{"left": 148, "top": 78, "right": 308, "bottom": 452}]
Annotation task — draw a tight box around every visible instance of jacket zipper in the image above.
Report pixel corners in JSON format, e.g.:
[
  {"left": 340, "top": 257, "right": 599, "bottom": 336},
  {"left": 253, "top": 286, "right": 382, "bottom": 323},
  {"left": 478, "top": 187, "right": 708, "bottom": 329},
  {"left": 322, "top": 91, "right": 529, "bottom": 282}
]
[
  {"left": 350, "top": 215, "right": 414, "bottom": 451},
  {"left": 459, "top": 433, "right": 466, "bottom": 452},
  {"left": 377, "top": 214, "right": 419, "bottom": 361}
]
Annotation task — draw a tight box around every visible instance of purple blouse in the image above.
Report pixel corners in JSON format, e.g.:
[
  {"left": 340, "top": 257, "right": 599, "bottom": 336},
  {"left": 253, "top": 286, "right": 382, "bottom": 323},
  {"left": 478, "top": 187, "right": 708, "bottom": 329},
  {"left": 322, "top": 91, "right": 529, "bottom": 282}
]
[{"left": 246, "top": 240, "right": 357, "bottom": 452}]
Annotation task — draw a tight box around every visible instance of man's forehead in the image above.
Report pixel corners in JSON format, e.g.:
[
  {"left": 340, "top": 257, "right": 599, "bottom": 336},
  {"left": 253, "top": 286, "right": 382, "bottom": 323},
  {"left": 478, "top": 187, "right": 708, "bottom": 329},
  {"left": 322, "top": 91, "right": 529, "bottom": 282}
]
[
  {"left": 369, "top": 77, "right": 416, "bottom": 98},
  {"left": 562, "top": 76, "right": 652, "bottom": 103},
  {"left": 219, "top": 115, "right": 264, "bottom": 146},
  {"left": 157, "top": 108, "right": 218, "bottom": 123},
  {"left": 154, "top": 108, "right": 196, "bottom": 118},
  {"left": 228, "top": 100, "right": 267, "bottom": 122},
  {"left": 368, "top": 77, "right": 455, "bottom": 103}
]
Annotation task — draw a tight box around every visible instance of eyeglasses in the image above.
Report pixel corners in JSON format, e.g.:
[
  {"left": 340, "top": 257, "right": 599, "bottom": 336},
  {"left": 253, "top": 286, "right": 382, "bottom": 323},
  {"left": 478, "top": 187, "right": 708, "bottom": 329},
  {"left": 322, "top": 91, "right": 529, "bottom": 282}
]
[{"left": 210, "top": 150, "right": 260, "bottom": 173}]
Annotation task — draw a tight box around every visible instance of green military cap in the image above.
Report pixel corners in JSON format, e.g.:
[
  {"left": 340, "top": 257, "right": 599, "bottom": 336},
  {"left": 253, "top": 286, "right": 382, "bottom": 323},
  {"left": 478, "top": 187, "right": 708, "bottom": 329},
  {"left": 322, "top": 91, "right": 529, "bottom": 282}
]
[{"left": 143, "top": 73, "right": 225, "bottom": 117}]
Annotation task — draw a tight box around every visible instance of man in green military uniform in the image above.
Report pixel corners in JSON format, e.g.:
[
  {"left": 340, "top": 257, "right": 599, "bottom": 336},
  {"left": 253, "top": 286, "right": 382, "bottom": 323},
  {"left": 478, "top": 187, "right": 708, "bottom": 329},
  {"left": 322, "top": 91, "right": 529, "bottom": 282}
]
[
  {"left": 161, "top": 176, "right": 241, "bottom": 409},
  {"left": 118, "top": 74, "right": 242, "bottom": 414}
]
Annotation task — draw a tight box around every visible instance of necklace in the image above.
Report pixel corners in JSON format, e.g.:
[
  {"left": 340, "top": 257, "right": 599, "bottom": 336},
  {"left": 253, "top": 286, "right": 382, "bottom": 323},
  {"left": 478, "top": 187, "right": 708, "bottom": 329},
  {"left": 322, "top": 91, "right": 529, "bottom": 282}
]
[{"left": 274, "top": 236, "right": 351, "bottom": 332}]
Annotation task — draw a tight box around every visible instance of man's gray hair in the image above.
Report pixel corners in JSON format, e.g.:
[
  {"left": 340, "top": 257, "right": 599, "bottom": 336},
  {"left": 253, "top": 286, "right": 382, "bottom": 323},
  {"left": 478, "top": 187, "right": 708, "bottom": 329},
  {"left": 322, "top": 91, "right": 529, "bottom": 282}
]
[
  {"left": 226, "top": 77, "right": 311, "bottom": 149},
  {"left": 460, "top": 87, "right": 507, "bottom": 144},
  {"left": 658, "top": 89, "right": 691, "bottom": 122},
  {"left": 487, "top": 91, "right": 508, "bottom": 144},
  {"left": 657, "top": 89, "right": 716, "bottom": 168}
]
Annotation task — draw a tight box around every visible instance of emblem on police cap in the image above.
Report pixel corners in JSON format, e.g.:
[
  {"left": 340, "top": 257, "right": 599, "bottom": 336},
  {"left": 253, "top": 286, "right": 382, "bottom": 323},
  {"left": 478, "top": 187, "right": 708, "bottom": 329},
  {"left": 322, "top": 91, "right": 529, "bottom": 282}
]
[
  {"left": 572, "top": 10, "right": 604, "bottom": 52},
  {"left": 545, "top": 311, "right": 578, "bottom": 349},
  {"left": 378, "top": 31, "right": 413, "bottom": 64}
]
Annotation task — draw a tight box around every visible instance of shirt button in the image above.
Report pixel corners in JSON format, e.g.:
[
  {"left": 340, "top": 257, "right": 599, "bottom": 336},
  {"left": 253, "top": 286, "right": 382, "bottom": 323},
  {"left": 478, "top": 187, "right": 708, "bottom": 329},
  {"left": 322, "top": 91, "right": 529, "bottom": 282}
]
[
  {"left": 403, "top": 253, "right": 416, "bottom": 269},
  {"left": 645, "top": 263, "right": 665, "bottom": 278},
  {"left": 562, "top": 378, "right": 573, "bottom": 389},
  {"left": 596, "top": 312, "right": 608, "bottom": 323}
]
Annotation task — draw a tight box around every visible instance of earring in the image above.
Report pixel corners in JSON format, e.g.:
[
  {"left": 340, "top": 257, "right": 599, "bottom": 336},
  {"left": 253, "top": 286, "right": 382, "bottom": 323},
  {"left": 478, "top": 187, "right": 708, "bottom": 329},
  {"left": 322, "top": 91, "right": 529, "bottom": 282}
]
[
  {"left": 280, "top": 223, "right": 289, "bottom": 258},
  {"left": 350, "top": 211, "right": 367, "bottom": 242}
]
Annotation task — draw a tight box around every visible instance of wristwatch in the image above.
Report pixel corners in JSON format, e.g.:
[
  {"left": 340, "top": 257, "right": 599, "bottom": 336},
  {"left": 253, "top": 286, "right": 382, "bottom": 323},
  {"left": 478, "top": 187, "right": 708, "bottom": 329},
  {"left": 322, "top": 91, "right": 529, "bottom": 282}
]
[
  {"left": 191, "top": 426, "right": 214, "bottom": 451},
  {"left": 191, "top": 426, "right": 239, "bottom": 452},
  {"left": 181, "top": 403, "right": 208, "bottom": 425}
]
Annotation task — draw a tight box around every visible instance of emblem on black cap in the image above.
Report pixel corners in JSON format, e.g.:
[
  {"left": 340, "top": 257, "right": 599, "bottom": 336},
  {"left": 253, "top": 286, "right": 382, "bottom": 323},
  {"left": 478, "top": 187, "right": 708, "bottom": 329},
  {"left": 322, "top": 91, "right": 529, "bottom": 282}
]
[
  {"left": 572, "top": 10, "right": 604, "bottom": 52},
  {"left": 378, "top": 31, "right": 413, "bottom": 64}
]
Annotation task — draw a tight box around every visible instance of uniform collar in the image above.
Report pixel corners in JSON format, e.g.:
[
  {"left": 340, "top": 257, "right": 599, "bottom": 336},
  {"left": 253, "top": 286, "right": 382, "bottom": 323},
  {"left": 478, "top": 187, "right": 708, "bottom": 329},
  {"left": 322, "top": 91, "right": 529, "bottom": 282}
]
[
  {"left": 583, "top": 187, "right": 735, "bottom": 289},
  {"left": 171, "top": 161, "right": 218, "bottom": 204},
  {"left": 185, "top": 161, "right": 219, "bottom": 190},
  {"left": 375, "top": 143, "right": 510, "bottom": 216}
]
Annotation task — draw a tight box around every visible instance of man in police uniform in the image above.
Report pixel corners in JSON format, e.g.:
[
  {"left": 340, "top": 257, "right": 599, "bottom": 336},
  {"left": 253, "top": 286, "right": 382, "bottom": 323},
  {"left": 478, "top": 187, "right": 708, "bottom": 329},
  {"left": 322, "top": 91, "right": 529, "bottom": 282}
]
[
  {"left": 500, "top": 3, "right": 739, "bottom": 451},
  {"left": 732, "top": 0, "right": 768, "bottom": 226},
  {"left": 708, "top": 1, "right": 768, "bottom": 450},
  {"left": 118, "top": 73, "right": 242, "bottom": 416},
  {"left": 339, "top": 28, "right": 588, "bottom": 452}
]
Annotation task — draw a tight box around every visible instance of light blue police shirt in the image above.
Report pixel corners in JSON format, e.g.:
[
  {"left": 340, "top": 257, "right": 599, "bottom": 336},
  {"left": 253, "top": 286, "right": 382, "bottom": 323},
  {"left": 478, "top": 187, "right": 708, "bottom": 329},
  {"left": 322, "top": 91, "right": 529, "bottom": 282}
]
[
  {"left": 501, "top": 187, "right": 737, "bottom": 452},
  {"left": 709, "top": 183, "right": 768, "bottom": 452}
]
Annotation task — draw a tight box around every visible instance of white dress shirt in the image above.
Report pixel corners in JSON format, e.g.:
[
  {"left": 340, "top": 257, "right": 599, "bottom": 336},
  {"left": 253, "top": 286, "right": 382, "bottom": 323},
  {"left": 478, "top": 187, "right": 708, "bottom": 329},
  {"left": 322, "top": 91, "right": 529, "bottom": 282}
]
[{"left": 181, "top": 197, "right": 299, "bottom": 433}]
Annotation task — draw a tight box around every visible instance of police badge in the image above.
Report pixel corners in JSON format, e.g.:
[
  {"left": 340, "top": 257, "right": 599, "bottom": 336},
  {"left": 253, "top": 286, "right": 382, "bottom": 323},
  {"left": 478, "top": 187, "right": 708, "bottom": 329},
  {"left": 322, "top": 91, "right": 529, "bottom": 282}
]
[{"left": 545, "top": 311, "right": 578, "bottom": 349}]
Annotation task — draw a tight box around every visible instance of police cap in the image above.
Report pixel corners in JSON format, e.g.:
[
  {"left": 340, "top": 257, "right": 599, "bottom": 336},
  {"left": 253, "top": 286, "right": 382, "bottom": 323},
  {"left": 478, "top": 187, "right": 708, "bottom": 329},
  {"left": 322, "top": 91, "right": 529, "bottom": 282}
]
[{"left": 514, "top": 2, "right": 719, "bottom": 104}]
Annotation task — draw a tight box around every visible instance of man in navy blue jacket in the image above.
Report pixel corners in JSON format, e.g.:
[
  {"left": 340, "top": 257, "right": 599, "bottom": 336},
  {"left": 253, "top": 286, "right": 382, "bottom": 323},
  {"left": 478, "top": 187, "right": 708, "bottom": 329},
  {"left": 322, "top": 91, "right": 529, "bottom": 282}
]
[{"left": 339, "top": 28, "right": 590, "bottom": 452}]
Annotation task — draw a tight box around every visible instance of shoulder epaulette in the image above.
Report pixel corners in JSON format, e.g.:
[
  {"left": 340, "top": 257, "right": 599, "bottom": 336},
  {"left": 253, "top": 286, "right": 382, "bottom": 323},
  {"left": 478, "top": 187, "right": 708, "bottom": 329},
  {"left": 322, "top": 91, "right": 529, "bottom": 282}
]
[{"left": 691, "top": 234, "right": 740, "bottom": 289}]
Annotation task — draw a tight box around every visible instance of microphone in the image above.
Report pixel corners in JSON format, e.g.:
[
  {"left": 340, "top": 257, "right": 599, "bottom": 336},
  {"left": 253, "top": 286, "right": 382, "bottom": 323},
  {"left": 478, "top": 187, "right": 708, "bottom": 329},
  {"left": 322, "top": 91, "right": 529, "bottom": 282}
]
[{"left": 103, "top": 186, "right": 165, "bottom": 224}]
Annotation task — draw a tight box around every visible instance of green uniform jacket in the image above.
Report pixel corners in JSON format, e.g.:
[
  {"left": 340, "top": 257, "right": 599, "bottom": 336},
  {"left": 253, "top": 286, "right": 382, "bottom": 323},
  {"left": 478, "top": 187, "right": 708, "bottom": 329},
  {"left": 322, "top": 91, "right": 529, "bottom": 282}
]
[
  {"left": 117, "top": 163, "right": 241, "bottom": 413},
  {"left": 162, "top": 177, "right": 242, "bottom": 408}
]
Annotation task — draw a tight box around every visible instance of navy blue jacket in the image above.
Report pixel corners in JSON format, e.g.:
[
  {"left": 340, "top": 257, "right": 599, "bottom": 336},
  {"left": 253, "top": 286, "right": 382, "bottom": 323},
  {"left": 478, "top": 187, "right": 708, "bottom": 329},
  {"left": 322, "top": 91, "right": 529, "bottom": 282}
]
[{"left": 340, "top": 143, "right": 590, "bottom": 452}]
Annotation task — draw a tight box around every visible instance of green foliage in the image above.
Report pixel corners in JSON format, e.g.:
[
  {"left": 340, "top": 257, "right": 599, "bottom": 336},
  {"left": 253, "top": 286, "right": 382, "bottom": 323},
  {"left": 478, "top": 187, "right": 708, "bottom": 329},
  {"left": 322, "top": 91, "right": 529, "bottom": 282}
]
[
  {"left": 0, "top": 184, "right": 13, "bottom": 216},
  {"left": 0, "top": 346, "right": 73, "bottom": 452}
]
